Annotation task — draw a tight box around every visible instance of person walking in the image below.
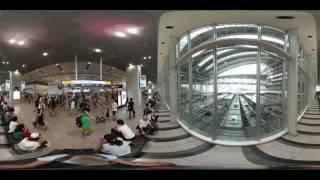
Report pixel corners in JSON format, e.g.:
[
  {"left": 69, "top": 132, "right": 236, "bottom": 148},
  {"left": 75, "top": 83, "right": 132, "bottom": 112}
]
[
  {"left": 128, "top": 97, "right": 135, "bottom": 119},
  {"left": 111, "top": 99, "right": 118, "bottom": 120}
]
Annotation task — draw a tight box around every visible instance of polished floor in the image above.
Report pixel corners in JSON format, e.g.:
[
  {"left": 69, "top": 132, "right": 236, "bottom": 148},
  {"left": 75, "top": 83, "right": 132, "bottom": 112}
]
[{"left": 1, "top": 97, "right": 320, "bottom": 169}]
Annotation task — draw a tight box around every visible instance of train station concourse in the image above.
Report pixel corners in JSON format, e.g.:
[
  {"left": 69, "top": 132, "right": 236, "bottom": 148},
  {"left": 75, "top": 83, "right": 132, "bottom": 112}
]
[{"left": 1, "top": 10, "right": 320, "bottom": 170}]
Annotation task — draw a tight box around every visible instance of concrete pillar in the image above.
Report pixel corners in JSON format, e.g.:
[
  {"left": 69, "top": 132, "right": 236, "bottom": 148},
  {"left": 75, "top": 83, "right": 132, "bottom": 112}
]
[
  {"left": 75, "top": 55, "right": 78, "bottom": 80},
  {"left": 126, "top": 65, "right": 142, "bottom": 107},
  {"left": 8, "top": 71, "right": 13, "bottom": 106},
  {"left": 287, "top": 30, "right": 299, "bottom": 135},
  {"left": 168, "top": 36, "right": 178, "bottom": 122},
  {"left": 100, "top": 57, "right": 103, "bottom": 80}
]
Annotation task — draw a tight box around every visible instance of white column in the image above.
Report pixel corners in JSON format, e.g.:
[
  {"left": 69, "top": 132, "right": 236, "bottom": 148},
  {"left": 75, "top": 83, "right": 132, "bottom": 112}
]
[
  {"left": 168, "top": 36, "right": 178, "bottom": 122},
  {"left": 126, "top": 65, "right": 142, "bottom": 107},
  {"left": 75, "top": 54, "right": 78, "bottom": 80},
  {"left": 100, "top": 57, "right": 103, "bottom": 80},
  {"left": 8, "top": 71, "right": 13, "bottom": 106},
  {"left": 287, "top": 30, "right": 299, "bottom": 135}
]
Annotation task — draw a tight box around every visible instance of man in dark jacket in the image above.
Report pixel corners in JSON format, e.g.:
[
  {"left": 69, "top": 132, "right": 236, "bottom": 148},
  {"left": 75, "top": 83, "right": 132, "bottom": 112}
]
[{"left": 128, "top": 98, "right": 135, "bottom": 119}]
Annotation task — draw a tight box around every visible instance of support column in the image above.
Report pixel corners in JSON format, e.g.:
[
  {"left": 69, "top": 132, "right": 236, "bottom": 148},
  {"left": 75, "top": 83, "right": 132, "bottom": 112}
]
[
  {"left": 287, "top": 30, "right": 299, "bottom": 135},
  {"left": 100, "top": 57, "right": 103, "bottom": 80},
  {"left": 126, "top": 65, "right": 142, "bottom": 107},
  {"left": 168, "top": 36, "right": 178, "bottom": 122},
  {"left": 8, "top": 71, "right": 13, "bottom": 106},
  {"left": 75, "top": 54, "right": 78, "bottom": 80}
]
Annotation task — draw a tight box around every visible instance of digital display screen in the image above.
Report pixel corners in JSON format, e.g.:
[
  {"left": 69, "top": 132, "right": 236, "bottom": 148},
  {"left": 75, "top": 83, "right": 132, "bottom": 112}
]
[
  {"left": 118, "top": 92, "right": 121, "bottom": 106},
  {"left": 21, "top": 81, "right": 26, "bottom": 90},
  {"left": 121, "top": 91, "right": 127, "bottom": 106},
  {"left": 13, "top": 91, "right": 20, "bottom": 100},
  {"left": 5, "top": 80, "right": 11, "bottom": 91},
  {"left": 317, "top": 85, "right": 320, "bottom": 92},
  {"left": 139, "top": 76, "right": 146, "bottom": 88}
]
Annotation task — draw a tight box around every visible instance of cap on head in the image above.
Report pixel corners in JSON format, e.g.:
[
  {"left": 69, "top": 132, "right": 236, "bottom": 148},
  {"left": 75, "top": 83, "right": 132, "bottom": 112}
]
[{"left": 30, "top": 133, "right": 40, "bottom": 139}]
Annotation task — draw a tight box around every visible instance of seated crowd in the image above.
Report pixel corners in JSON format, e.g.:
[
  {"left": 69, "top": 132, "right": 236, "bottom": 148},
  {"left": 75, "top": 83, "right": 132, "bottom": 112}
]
[{"left": 0, "top": 98, "right": 49, "bottom": 153}]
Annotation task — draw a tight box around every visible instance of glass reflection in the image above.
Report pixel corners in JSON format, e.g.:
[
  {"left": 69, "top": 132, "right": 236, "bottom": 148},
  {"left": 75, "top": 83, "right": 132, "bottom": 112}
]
[
  {"left": 178, "top": 62, "right": 190, "bottom": 125},
  {"left": 216, "top": 48, "right": 257, "bottom": 141}
]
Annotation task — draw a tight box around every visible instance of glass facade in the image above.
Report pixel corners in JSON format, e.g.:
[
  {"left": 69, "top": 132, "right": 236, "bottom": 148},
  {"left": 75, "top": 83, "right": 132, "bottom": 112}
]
[{"left": 174, "top": 23, "right": 309, "bottom": 143}]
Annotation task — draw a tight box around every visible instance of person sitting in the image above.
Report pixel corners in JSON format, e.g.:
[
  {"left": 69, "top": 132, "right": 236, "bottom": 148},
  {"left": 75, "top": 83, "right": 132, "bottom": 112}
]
[
  {"left": 143, "top": 103, "right": 151, "bottom": 115},
  {"left": 17, "top": 133, "right": 48, "bottom": 152},
  {"left": 13, "top": 124, "right": 31, "bottom": 141},
  {"left": 8, "top": 116, "right": 20, "bottom": 133},
  {"left": 5, "top": 107, "right": 14, "bottom": 125},
  {"left": 136, "top": 115, "right": 157, "bottom": 136},
  {"left": 99, "top": 134, "right": 131, "bottom": 156},
  {"left": 111, "top": 119, "right": 135, "bottom": 141}
]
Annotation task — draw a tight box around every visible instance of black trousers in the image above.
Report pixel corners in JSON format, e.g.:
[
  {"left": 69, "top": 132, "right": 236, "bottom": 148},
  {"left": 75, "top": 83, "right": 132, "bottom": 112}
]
[{"left": 110, "top": 128, "right": 135, "bottom": 141}]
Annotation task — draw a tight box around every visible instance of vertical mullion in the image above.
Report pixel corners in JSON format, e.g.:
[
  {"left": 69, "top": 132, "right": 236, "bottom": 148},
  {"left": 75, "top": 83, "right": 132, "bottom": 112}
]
[
  {"left": 188, "top": 59, "right": 193, "bottom": 128},
  {"left": 256, "top": 25, "right": 262, "bottom": 139}
]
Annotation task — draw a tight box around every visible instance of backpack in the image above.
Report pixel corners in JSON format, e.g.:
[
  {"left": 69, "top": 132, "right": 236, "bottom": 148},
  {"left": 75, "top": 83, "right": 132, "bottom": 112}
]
[{"left": 75, "top": 115, "right": 85, "bottom": 128}]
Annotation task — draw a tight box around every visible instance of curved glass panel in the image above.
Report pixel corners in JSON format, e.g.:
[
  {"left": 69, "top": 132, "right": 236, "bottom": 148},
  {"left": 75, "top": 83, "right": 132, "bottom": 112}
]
[
  {"left": 260, "top": 50, "right": 284, "bottom": 137},
  {"left": 176, "top": 24, "right": 289, "bottom": 143},
  {"left": 190, "top": 49, "right": 215, "bottom": 137},
  {"left": 178, "top": 61, "right": 190, "bottom": 125},
  {"left": 190, "top": 26, "right": 212, "bottom": 48}
]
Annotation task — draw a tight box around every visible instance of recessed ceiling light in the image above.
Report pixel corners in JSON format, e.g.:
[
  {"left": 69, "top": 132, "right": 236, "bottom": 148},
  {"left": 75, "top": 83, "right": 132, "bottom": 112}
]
[
  {"left": 18, "top": 41, "right": 25, "bottom": 45},
  {"left": 140, "top": 64, "right": 143, "bottom": 67},
  {"left": 94, "top": 48, "right": 102, "bottom": 53},
  {"left": 148, "top": 56, "right": 152, "bottom": 59},
  {"left": 161, "top": 42, "right": 165, "bottom": 44},
  {"left": 43, "top": 52, "right": 48, "bottom": 56},
  {"left": 6, "top": 61, "right": 9, "bottom": 64},
  {"left": 127, "top": 28, "right": 138, "bottom": 34},
  {"left": 2, "top": 61, "right": 5, "bottom": 64},
  {"left": 9, "top": 39, "right": 16, "bottom": 44},
  {"left": 143, "top": 56, "right": 147, "bottom": 60},
  {"left": 276, "top": 16, "right": 295, "bottom": 19},
  {"left": 22, "top": 64, "right": 26, "bottom": 67},
  {"left": 165, "top": 26, "right": 174, "bottom": 29},
  {"left": 307, "top": 35, "right": 312, "bottom": 38},
  {"left": 56, "top": 64, "right": 59, "bottom": 66},
  {"left": 88, "top": 62, "right": 91, "bottom": 64},
  {"left": 115, "top": 32, "right": 126, "bottom": 38}
]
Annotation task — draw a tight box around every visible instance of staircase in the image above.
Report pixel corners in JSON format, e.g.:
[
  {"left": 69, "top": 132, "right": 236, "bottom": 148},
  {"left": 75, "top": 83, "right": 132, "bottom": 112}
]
[
  {"left": 244, "top": 101, "right": 320, "bottom": 167},
  {"left": 139, "top": 104, "right": 215, "bottom": 159}
]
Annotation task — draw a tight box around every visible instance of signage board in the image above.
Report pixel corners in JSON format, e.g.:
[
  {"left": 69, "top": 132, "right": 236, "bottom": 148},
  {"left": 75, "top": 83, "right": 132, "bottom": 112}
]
[{"left": 139, "top": 76, "right": 146, "bottom": 88}]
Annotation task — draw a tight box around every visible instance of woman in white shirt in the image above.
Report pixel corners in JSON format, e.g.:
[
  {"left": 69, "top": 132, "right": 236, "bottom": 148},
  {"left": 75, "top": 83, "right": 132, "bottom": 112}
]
[
  {"left": 100, "top": 134, "right": 130, "bottom": 156},
  {"left": 8, "top": 116, "right": 19, "bottom": 133},
  {"left": 111, "top": 119, "right": 135, "bottom": 141},
  {"left": 137, "top": 115, "right": 157, "bottom": 135},
  {"left": 18, "top": 133, "right": 48, "bottom": 152}
]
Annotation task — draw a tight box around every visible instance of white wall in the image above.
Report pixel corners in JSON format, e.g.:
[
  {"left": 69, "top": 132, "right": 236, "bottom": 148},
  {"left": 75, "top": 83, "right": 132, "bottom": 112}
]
[
  {"left": 48, "top": 83, "right": 63, "bottom": 95},
  {"left": 34, "top": 84, "right": 48, "bottom": 96}
]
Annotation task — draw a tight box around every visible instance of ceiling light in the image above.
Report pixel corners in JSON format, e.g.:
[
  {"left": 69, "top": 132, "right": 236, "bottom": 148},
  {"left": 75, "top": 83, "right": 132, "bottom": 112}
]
[
  {"left": 61, "top": 70, "right": 64, "bottom": 72},
  {"left": 140, "top": 64, "right": 143, "bottom": 67},
  {"left": 43, "top": 52, "right": 48, "bottom": 56},
  {"left": 127, "top": 28, "right": 138, "bottom": 34},
  {"left": 9, "top": 39, "right": 16, "bottom": 44},
  {"left": 6, "top": 61, "right": 9, "bottom": 64},
  {"left": 94, "top": 48, "right": 102, "bottom": 53},
  {"left": 148, "top": 56, "right": 152, "bottom": 59},
  {"left": 22, "top": 64, "right": 26, "bottom": 67},
  {"left": 18, "top": 41, "right": 25, "bottom": 45},
  {"left": 56, "top": 64, "right": 59, "bottom": 66},
  {"left": 115, "top": 32, "right": 126, "bottom": 38},
  {"left": 88, "top": 62, "right": 91, "bottom": 64},
  {"left": 143, "top": 56, "right": 147, "bottom": 60},
  {"left": 2, "top": 61, "right": 5, "bottom": 64},
  {"left": 276, "top": 16, "right": 295, "bottom": 19}
]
